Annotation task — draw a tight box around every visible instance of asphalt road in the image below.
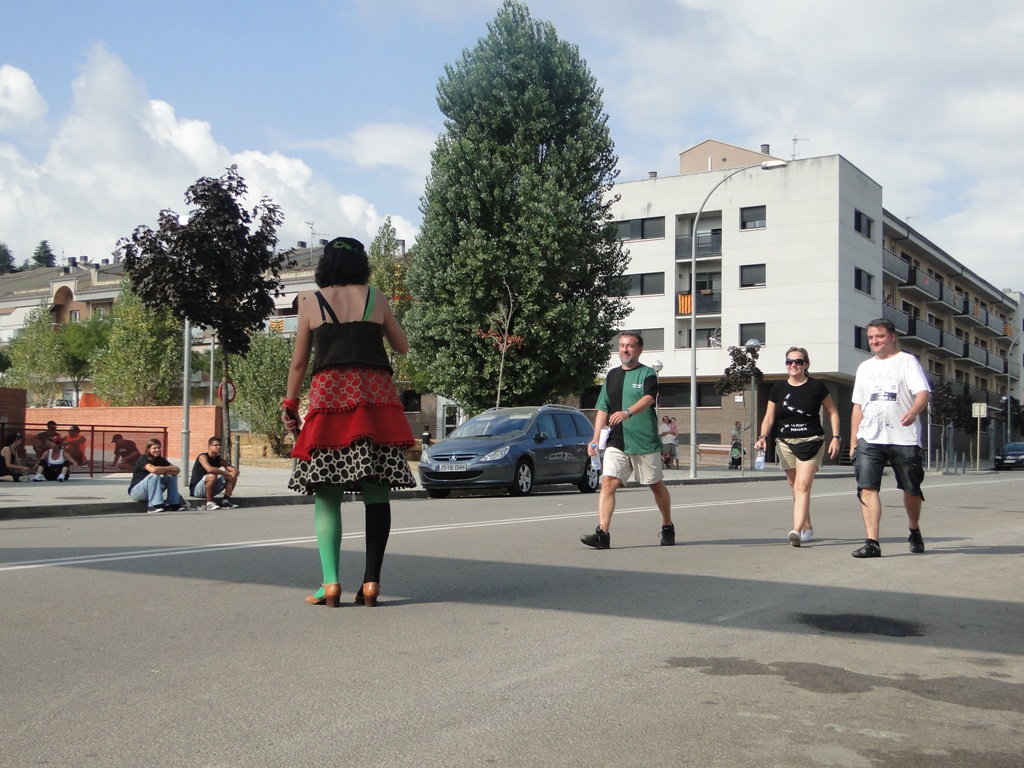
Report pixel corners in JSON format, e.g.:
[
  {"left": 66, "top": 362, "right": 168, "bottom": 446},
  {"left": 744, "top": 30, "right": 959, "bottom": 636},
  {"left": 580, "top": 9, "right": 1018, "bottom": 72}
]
[{"left": 2, "top": 473, "right": 1022, "bottom": 767}]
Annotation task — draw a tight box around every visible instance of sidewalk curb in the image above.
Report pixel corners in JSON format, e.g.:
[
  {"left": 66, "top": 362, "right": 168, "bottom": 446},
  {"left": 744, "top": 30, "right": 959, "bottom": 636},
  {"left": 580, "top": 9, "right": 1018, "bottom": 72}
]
[{"left": 0, "top": 472, "right": 856, "bottom": 522}]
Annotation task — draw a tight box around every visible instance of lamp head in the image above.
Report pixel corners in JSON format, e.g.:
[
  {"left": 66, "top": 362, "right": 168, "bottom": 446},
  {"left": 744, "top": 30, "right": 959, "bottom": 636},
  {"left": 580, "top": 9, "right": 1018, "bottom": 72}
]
[{"left": 651, "top": 360, "right": 664, "bottom": 373}]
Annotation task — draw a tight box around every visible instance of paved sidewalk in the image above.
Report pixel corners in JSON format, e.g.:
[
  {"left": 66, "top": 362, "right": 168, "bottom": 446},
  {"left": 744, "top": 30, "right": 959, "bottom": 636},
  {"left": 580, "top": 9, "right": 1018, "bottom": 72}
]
[{"left": 0, "top": 461, "right": 857, "bottom": 520}]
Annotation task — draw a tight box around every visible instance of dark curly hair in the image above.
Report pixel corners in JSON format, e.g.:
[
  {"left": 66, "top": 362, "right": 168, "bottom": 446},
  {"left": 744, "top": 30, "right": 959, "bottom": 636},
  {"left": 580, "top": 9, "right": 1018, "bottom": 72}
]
[{"left": 315, "top": 237, "right": 370, "bottom": 288}]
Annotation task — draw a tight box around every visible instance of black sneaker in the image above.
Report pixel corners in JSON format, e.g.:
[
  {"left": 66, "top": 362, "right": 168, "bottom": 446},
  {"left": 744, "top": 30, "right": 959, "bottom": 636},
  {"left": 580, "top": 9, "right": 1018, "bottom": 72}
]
[
  {"left": 581, "top": 526, "right": 610, "bottom": 549},
  {"left": 660, "top": 524, "right": 676, "bottom": 546},
  {"left": 147, "top": 505, "right": 165, "bottom": 514},
  {"left": 852, "top": 539, "right": 881, "bottom": 558},
  {"left": 908, "top": 528, "right": 925, "bottom": 554},
  {"left": 219, "top": 498, "right": 239, "bottom": 509}
]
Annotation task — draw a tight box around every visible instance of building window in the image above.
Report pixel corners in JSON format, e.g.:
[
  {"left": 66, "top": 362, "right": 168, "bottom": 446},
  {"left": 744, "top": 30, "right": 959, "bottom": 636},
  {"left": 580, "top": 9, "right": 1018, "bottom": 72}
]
[
  {"left": 657, "top": 383, "right": 722, "bottom": 408},
  {"left": 926, "top": 313, "right": 943, "bottom": 330},
  {"left": 740, "top": 206, "right": 766, "bottom": 230},
  {"left": 635, "top": 328, "right": 664, "bottom": 350},
  {"left": 400, "top": 391, "right": 421, "bottom": 413},
  {"left": 69, "top": 310, "right": 81, "bottom": 322},
  {"left": 626, "top": 272, "right": 665, "bottom": 296},
  {"left": 854, "top": 268, "right": 873, "bottom": 295},
  {"left": 739, "top": 264, "right": 766, "bottom": 288},
  {"left": 616, "top": 217, "right": 665, "bottom": 241},
  {"left": 93, "top": 307, "right": 106, "bottom": 319},
  {"left": 854, "top": 326, "right": 870, "bottom": 351},
  {"left": 739, "top": 323, "right": 766, "bottom": 347},
  {"left": 854, "top": 210, "right": 874, "bottom": 239}
]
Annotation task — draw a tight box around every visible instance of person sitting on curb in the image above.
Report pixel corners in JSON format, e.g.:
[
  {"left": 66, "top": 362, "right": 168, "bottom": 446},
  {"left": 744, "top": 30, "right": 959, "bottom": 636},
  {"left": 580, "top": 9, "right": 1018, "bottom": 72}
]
[
  {"left": 32, "top": 436, "right": 77, "bottom": 482},
  {"left": 31, "top": 421, "right": 61, "bottom": 460},
  {"left": 189, "top": 436, "right": 239, "bottom": 510},
  {"left": 128, "top": 438, "right": 189, "bottom": 513},
  {"left": 1, "top": 432, "right": 32, "bottom": 481},
  {"left": 111, "top": 433, "right": 142, "bottom": 472}
]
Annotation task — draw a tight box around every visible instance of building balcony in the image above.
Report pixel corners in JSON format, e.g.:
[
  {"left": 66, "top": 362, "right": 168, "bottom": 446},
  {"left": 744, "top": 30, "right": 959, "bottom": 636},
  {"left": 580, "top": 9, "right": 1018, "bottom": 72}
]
[
  {"left": 975, "top": 310, "right": 1006, "bottom": 337},
  {"left": 958, "top": 299, "right": 987, "bottom": 327},
  {"left": 676, "top": 290, "right": 722, "bottom": 316},
  {"left": 985, "top": 352, "right": 1006, "bottom": 373},
  {"left": 937, "top": 284, "right": 963, "bottom": 312},
  {"left": 882, "top": 303, "right": 910, "bottom": 335},
  {"left": 900, "top": 268, "right": 942, "bottom": 302},
  {"left": 936, "top": 330, "right": 965, "bottom": 357},
  {"left": 904, "top": 317, "right": 942, "bottom": 346},
  {"left": 675, "top": 326, "right": 723, "bottom": 349},
  {"left": 882, "top": 249, "right": 909, "bottom": 282},
  {"left": 1009, "top": 360, "right": 1021, "bottom": 381},
  {"left": 264, "top": 314, "right": 298, "bottom": 335},
  {"left": 963, "top": 343, "right": 988, "bottom": 366},
  {"left": 675, "top": 233, "right": 722, "bottom": 259}
]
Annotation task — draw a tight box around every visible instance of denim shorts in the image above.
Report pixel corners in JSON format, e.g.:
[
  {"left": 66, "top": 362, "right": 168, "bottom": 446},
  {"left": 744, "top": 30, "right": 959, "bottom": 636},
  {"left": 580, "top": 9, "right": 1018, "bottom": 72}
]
[{"left": 854, "top": 439, "right": 925, "bottom": 497}]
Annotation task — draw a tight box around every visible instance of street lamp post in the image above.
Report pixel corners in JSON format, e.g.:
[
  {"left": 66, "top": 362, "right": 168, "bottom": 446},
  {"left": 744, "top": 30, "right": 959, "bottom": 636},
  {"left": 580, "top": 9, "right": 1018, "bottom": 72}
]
[
  {"left": 1008, "top": 330, "right": 1024, "bottom": 442},
  {"left": 688, "top": 160, "right": 787, "bottom": 478},
  {"left": 744, "top": 338, "right": 762, "bottom": 469}
]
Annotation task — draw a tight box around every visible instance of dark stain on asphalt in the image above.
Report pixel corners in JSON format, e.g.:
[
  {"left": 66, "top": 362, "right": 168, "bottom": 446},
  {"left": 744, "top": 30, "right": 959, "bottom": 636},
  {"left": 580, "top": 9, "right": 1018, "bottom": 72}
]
[
  {"left": 666, "top": 656, "right": 1024, "bottom": 713},
  {"left": 858, "top": 747, "right": 1023, "bottom": 768},
  {"left": 795, "top": 612, "right": 924, "bottom": 637}
]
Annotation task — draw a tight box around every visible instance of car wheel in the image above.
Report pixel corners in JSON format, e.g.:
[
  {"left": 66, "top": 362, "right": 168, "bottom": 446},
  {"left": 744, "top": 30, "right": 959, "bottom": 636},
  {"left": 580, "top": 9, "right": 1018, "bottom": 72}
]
[
  {"left": 426, "top": 489, "right": 451, "bottom": 499},
  {"left": 578, "top": 462, "right": 600, "bottom": 493},
  {"left": 509, "top": 459, "right": 534, "bottom": 496}
]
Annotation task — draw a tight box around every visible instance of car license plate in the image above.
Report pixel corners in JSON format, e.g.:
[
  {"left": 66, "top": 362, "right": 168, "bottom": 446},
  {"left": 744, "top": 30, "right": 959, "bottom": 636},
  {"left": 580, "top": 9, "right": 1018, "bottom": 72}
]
[{"left": 437, "top": 463, "right": 467, "bottom": 472}]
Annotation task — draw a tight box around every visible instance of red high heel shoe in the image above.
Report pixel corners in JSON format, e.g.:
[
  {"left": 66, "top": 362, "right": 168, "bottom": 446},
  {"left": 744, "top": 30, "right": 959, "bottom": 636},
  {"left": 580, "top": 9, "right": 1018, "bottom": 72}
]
[
  {"left": 306, "top": 583, "right": 341, "bottom": 607},
  {"left": 355, "top": 582, "right": 380, "bottom": 607}
]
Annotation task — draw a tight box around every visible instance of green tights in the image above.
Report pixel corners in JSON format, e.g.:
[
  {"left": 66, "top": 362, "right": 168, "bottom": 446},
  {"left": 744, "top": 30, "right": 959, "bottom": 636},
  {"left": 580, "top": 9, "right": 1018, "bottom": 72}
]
[{"left": 311, "top": 482, "right": 391, "bottom": 599}]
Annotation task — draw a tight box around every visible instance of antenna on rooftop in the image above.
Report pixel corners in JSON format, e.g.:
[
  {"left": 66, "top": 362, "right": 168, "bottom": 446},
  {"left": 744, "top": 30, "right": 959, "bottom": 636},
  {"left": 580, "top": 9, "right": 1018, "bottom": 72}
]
[{"left": 791, "top": 135, "right": 809, "bottom": 160}]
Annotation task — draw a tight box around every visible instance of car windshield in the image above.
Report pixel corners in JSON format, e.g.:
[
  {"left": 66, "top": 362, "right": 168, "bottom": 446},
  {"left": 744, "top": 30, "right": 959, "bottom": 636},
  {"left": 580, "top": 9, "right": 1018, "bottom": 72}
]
[
  {"left": 448, "top": 413, "right": 533, "bottom": 439},
  {"left": 1002, "top": 443, "right": 1024, "bottom": 451}
]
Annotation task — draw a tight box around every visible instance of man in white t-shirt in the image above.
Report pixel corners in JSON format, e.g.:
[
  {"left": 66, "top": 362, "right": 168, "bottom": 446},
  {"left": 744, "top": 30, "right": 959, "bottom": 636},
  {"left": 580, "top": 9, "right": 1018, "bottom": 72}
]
[{"left": 849, "top": 318, "right": 931, "bottom": 558}]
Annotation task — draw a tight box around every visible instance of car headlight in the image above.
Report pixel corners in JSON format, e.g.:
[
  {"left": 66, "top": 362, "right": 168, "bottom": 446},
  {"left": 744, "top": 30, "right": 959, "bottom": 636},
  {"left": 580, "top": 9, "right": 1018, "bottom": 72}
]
[{"left": 480, "top": 446, "right": 511, "bottom": 462}]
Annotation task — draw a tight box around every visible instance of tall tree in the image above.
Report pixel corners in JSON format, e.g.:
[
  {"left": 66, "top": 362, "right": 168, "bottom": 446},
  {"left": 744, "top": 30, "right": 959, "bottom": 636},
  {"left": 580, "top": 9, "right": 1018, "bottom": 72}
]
[
  {"left": 5, "top": 302, "right": 63, "bottom": 405},
  {"left": 117, "top": 165, "right": 287, "bottom": 439},
  {"left": 58, "top": 315, "right": 112, "bottom": 404},
  {"left": 232, "top": 330, "right": 307, "bottom": 457},
  {"left": 368, "top": 216, "right": 412, "bottom": 384},
  {"left": 714, "top": 345, "right": 764, "bottom": 398},
  {"left": 32, "top": 240, "right": 57, "bottom": 268},
  {"left": 90, "top": 284, "right": 183, "bottom": 406},
  {"left": 0, "top": 242, "right": 15, "bottom": 274},
  {"left": 405, "top": 0, "right": 629, "bottom": 413}
]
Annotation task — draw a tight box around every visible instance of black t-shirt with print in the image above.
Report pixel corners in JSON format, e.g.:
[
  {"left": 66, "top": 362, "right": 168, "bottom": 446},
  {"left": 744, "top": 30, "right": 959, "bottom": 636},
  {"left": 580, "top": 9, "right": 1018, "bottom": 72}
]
[{"left": 767, "top": 377, "right": 830, "bottom": 438}]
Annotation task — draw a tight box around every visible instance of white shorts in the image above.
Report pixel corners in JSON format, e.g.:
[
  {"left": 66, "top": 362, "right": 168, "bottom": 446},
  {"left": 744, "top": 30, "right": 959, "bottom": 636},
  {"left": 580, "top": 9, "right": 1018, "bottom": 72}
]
[{"left": 602, "top": 447, "right": 664, "bottom": 486}]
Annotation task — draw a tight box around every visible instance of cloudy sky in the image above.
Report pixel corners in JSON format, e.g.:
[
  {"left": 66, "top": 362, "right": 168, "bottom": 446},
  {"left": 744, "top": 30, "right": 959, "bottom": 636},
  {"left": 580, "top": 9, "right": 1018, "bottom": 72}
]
[{"left": 2, "top": 0, "right": 1022, "bottom": 291}]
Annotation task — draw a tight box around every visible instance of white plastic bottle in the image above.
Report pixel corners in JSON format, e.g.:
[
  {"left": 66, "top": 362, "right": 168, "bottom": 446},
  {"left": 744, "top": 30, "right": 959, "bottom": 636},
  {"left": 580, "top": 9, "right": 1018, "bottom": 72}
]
[
  {"left": 590, "top": 443, "right": 601, "bottom": 471},
  {"left": 754, "top": 448, "right": 766, "bottom": 471}
]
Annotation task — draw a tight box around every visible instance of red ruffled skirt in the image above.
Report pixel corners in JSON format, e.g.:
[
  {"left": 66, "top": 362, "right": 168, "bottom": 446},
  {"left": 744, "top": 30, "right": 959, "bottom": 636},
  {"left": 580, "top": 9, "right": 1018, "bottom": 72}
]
[{"left": 288, "top": 365, "right": 416, "bottom": 494}]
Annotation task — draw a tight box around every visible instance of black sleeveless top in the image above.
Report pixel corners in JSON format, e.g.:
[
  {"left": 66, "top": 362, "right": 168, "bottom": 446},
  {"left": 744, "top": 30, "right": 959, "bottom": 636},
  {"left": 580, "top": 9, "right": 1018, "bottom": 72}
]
[{"left": 309, "top": 288, "right": 392, "bottom": 375}]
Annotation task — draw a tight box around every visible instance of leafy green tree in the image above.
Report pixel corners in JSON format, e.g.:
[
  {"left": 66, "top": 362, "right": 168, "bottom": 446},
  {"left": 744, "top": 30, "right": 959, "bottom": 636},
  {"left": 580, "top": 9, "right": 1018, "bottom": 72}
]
[
  {"left": 32, "top": 240, "right": 57, "bottom": 268},
  {"left": 232, "top": 331, "right": 307, "bottom": 456},
  {"left": 0, "top": 347, "right": 11, "bottom": 374},
  {"left": 58, "top": 315, "right": 112, "bottom": 404},
  {"left": 368, "top": 216, "right": 413, "bottom": 384},
  {"left": 90, "top": 284, "right": 183, "bottom": 406},
  {"left": 117, "top": 165, "right": 287, "bottom": 439},
  {"left": 0, "top": 242, "right": 16, "bottom": 274},
  {"left": 5, "top": 302, "right": 63, "bottom": 405},
  {"left": 405, "top": 0, "right": 629, "bottom": 413}
]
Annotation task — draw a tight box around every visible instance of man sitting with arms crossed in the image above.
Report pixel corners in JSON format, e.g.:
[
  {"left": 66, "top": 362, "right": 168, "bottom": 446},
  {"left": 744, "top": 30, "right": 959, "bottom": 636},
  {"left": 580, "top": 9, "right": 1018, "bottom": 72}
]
[
  {"left": 189, "top": 436, "right": 239, "bottom": 510},
  {"left": 128, "top": 438, "right": 189, "bottom": 513}
]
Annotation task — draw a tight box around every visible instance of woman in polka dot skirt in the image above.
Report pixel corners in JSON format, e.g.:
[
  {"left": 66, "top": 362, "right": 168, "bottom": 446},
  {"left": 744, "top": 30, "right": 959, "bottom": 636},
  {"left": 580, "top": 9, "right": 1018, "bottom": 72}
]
[{"left": 282, "top": 237, "right": 416, "bottom": 607}]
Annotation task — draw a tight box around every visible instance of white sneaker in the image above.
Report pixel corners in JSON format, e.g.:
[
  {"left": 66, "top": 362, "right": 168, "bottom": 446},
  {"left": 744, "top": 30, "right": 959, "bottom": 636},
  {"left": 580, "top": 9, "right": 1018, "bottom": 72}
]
[
  {"left": 205, "top": 501, "right": 220, "bottom": 511},
  {"left": 33, "top": 474, "right": 44, "bottom": 482},
  {"left": 800, "top": 528, "right": 814, "bottom": 543},
  {"left": 788, "top": 530, "right": 801, "bottom": 547}
]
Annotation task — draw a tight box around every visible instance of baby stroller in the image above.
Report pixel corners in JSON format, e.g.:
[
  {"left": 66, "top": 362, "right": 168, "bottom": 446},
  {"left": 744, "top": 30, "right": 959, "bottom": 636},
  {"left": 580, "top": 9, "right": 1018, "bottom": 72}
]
[{"left": 729, "top": 440, "right": 743, "bottom": 470}]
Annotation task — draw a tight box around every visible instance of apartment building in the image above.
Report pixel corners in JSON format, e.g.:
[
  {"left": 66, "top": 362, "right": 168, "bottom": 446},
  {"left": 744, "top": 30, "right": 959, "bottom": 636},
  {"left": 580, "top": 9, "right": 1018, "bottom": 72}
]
[{"left": 607, "top": 139, "right": 1022, "bottom": 459}]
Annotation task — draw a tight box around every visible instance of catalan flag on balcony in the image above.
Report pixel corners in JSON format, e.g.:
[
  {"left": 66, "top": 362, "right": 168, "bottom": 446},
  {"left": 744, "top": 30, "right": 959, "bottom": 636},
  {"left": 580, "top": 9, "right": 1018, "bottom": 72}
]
[
  {"left": 1005, "top": 323, "right": 1014, "bottom": 337},
  {"left": 678, "top": 293, "right": 692, "bottom": 314},
  {"left": 269, "top": 318, "right": 285, "bottom": 333}
]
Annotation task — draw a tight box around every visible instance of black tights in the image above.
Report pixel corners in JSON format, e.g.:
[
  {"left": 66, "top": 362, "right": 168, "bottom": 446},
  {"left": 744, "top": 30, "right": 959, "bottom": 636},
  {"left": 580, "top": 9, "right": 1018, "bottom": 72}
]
[{"left": 363, "top": 502, "right": 391, "bottom": 584}]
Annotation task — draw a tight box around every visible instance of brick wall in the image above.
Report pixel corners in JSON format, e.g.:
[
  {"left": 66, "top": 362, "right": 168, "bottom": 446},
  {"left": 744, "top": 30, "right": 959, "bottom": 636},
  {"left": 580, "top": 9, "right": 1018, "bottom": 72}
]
[
  {"left": 25, "top": 405, "right": 222, "bottom": 465},
  {"left": 0, "top": 387, "right": 28, "bottom": 439}
]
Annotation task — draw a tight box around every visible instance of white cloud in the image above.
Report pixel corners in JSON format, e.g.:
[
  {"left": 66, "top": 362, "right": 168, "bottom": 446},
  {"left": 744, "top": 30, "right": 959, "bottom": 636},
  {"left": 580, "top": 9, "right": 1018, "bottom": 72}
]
[
  {"left": 0, "top": 64, "right": 47, "bottom": 135},
  {"left": 0, "top": 46, "right": 419, "bottom": 266}
]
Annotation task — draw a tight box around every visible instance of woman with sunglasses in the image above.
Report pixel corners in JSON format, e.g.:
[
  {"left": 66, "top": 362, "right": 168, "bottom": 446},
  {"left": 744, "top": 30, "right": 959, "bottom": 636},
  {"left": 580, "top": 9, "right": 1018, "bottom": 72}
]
[
  {"left": 31, "top": 435, "right": 78, "bottom": 482},
  {"left": 755, "top": 347, "right": 840, "bottom": 546}
]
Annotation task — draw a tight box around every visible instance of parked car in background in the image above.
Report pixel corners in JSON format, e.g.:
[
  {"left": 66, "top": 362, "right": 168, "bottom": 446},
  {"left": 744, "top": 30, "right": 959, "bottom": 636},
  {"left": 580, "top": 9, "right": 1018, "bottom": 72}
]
[
  {"left": 994, "top": 442, "right": 1024, "bottom": 470},
  {"left": 418, "top": 404, "right": 599, "bottom": 498}
]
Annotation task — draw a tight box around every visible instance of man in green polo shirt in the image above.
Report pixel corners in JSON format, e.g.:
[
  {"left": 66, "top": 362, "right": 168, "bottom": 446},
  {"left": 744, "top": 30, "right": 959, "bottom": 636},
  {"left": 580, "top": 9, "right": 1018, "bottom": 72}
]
[{"left": 581, "top": 331, "right": 675, "bottom": 549}]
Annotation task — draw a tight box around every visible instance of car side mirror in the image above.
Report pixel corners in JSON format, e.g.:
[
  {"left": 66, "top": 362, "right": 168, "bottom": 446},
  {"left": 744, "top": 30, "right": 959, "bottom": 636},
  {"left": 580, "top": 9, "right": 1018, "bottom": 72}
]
[{"left": 535, "top": 432, "right": 549, "bottom": 442}]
